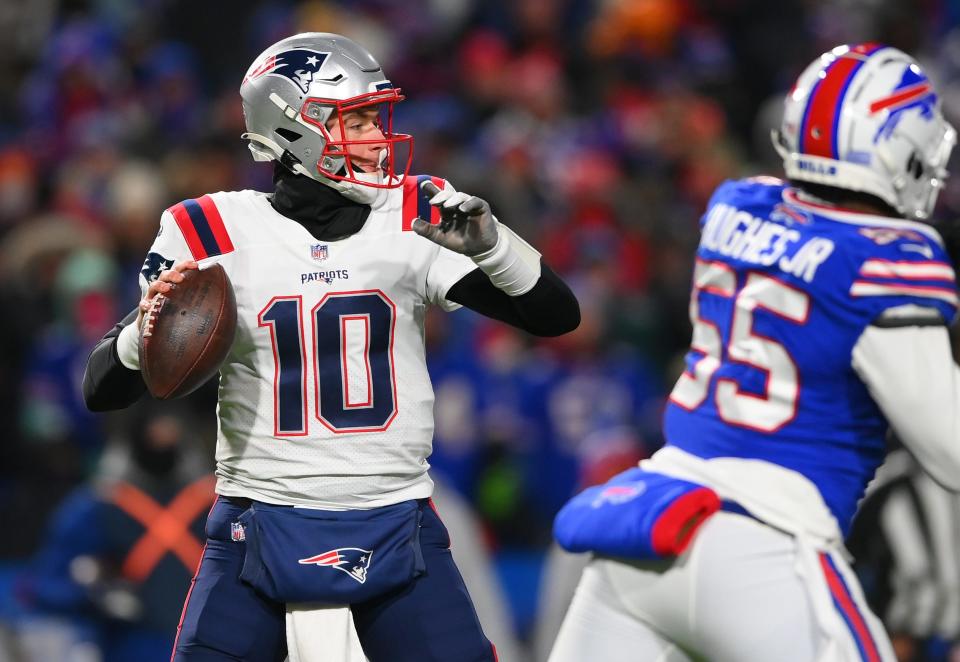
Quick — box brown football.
[138,264,237,399]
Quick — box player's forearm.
[82,308,148,412]
[446,262,580,336]
[852,320,960,491]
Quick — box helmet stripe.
[800,43,884,159]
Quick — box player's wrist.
[469,222,504,260]
[116,322,141,371]
[470,223,542,296]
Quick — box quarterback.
[83,33,579,661]
[550,44,960,661]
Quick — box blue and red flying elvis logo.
[870,66,937,143]
[772,203,812,226]
[591,483,646,508]
[299,547,373,584]
[245,49,330,94]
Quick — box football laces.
[141,294,166,338]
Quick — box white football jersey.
[139,176,477,508]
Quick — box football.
[139,264,237,399]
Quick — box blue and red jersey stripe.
[819,552,881,662]
[799,43,885,159]
[167,195,235,260]
[402,175,444,231]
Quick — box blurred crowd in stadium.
[2,0,960,660]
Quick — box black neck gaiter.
[269,164,371,241]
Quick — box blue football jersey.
[663,178,958,534]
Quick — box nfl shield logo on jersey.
[230,521,246,542]
[311,244,329,262]
[299,547,373,584]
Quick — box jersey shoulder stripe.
[847,220,957,319]
[849,280,958,306]
[859,259,955,282]
[167,195,235,260]
[401,175,444,231]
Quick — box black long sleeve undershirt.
[446,262,580,337]
[82,308,148,411]
[82,264,579,412]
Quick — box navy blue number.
[260,292,396,435]
[258,297,307,436]
[312,292,396,431]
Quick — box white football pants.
[548,511,895,662]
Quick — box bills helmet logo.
[871,67,937,143]
[245,49,330,94]
[591,482,646,508]
[299,547,373,584]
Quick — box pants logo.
[298,547,373,584]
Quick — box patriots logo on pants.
[299,547,373,584]
[245,49,329,94]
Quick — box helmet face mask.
[774,43,957,220]
[301,90,413,188]
[239,33,413,202]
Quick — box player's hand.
[411,181,499,256]
[136,260,199,329]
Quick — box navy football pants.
[172,497,497,662]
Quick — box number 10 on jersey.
[258,290,398,435]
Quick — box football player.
[83,33,579,662]
[549,44,960,662]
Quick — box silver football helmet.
[240,32,412,202]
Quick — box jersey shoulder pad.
[847,221,957,323]
[165,193,236,260]
[401,174,448,231]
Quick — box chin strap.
[241,130,364,196]
[241,131,316,178]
